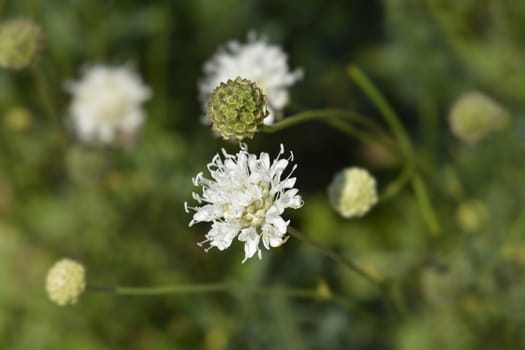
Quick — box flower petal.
[238,228,261,263]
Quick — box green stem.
[411,174,440,236]
[347,66,413,158]
[113,283,228,295]
[326,118,397,150]
[32,65,67,147]
[288,226,404,317]
[92,282,319,300]
[91,281,381,320]
[347,65,440,235]
[287,226,381,288]
[380,165,412,201]
[263,108,390,139]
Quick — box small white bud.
[328,167,378,218]
[45,258,86,306]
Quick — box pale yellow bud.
[455,200,487,233]
[0,19,44,70]
[328,167,378,218]
[449,91,509,143]
[45,258,86,306]
[3,106,32,131]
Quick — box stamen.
[197,239,210,247]
[285,164,298,179]
[192,172,203,186]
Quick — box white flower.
[328,167,378,218]
[65,64,151,144]
[199,32,303,125]
[46,258,86,306]
[448,91,509,144]
[185,144,303,263]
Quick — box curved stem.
[347,65,440,235]
[263,108,390,140]
[346,66,413,159]
[326,118,397,150]
[287,227,382,288]
[380,164,413,201]
[288,226,404,317]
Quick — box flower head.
[199,32,303,125]
[455,199,487,233]
[185,144,303,262]
[207,77,268,140]
[45,258,86,306]
[0,19,44,70]
[65,64,151,145]
[448,91,509,144]
[328,167,378,218]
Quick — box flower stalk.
[32,65,68,148]
[287,226,406,317]
[347,65,440,235]
[90,282,322,300]
[287,227,381,288]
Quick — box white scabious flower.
[185,144,303,263]
[65,64,151,145]
[448,91,509,144]
[199,32,303,125]
[46,258,86,306]
[328,167,378,218]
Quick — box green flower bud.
[46,258,86,306]
[455,199,487,233]
[448,91,509,144]
[3,106,32,131]
[0,19,44,70]
[207,77,268,140]
[316,280,332,301]
[328,167,378,218]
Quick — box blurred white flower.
[199,32,303,125]
[328,167,378,218]
[448,91,509,144]
[46,258,86,306]
[65,65,151,145]
[185,144,303,263]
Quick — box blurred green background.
[0,0,524,348]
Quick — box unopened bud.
[449,91,509,143]
[207,77,268,140]
[328,167,378,218]
[0,19,44,70]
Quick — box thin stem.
[32,65,68,147]
[287,227,382,288]
[263,108,390,139]
[114,283,229,295]
[288,226,404,318]
[91,282,319,300]
[347,66,413,159]
[90,281,381,320]
[411,174,440,236]
[326,118,397,150]
[380,164,413,201]
[347,65,440,235]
